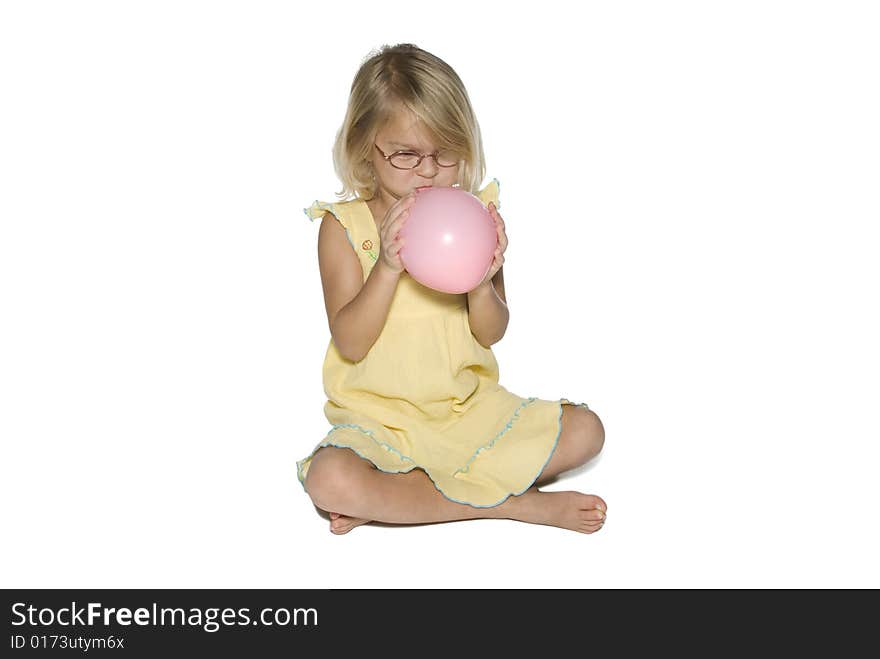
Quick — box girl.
[298,43,607,535]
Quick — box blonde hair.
[331,43,487,201]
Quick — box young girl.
[297,43,607,535]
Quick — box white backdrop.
[2,0,878,588]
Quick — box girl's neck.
[366,185,402,229]
[365,197,389,232]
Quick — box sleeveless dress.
[296,179,590,508]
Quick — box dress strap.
[475,178,501,210]
[303,199,361,252]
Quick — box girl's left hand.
[475,201,508,290]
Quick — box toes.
[579,524,604,534]
[329,515,371,535]
[582,508,606,523]
[579,504,606,533]
[330,520,352,535]
[580,519,605,533]
[576,494,607,514]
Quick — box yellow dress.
[296,179,590,507]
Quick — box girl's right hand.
[378,192,417,274]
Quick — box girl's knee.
[304,447,369,511]
[586,409,605,457]
[566,405,605,464]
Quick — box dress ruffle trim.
[475,177,501,210]
[453,397,537,476]
[303,200,356,250]
[303,200,340,222]
[296,397,589,509]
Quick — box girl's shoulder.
[303,197,363,225]
[304,197,370,257]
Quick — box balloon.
[399,187,497,294]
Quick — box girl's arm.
[319,212,401,362]
[467,268,509,348]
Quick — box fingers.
[382,193,417,226]
[488,203,507,252]
[385,198,415,240]
[381,205,410,264]
[381,197,416,240]
[488,203,505,229]
[384,212,409,245]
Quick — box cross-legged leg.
[304,405,607,535]
[534,404,606,486]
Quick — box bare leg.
[306,405,607,534]
[305,446,606,535]
[534,404,606,486]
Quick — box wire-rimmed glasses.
[374,143,460,170]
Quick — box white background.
[2,1,878,588]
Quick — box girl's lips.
[415,186,432,191]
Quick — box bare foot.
[329,512,371,535]
[512,487,607,534]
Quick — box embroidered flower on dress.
[362,239,377,262]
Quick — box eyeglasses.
[374,143,460,170]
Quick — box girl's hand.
[475,201,508,289]
[378,192,417,275]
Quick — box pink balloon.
[399,187,497,294]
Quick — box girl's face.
[370,108,460,206]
